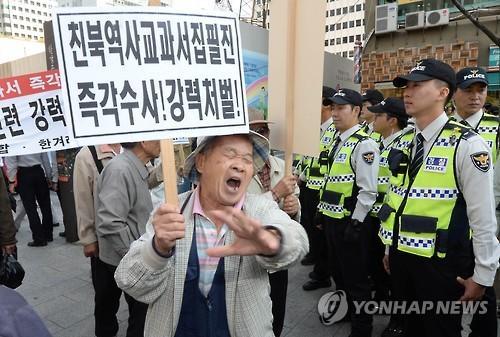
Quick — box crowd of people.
[0,58,499,337]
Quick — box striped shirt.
[192,187,245,297]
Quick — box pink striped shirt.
[192,187,245,297]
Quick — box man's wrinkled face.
[196,135,254,206]
[454,83,488,117]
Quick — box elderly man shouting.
[115,132,309,337]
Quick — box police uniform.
[318,89,379,337]
[364,98,414,306]
[301,118,337,289]
[452,66,499,337]
[380,60,500,337]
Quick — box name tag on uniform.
[424,157,448,173]
[335,153,347,163]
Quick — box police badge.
[471,152,490,172]
[362,152,375,165]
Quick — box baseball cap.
[328,88,363,107]
[456,67,488,89]
[368,97,408,120]
[393,58,456,92]
[362,89,384,105]
[322,86,336,99]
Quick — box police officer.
[301,86,338,290]
[369,98,413,337]
[379,59,500,337]
[361,89,385,141]
[452,66,499,337]
[318,88,379,337]
[369,98,412,297]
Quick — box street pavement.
[13,193,490,337]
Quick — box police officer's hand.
[205,208,281,257]
[8,182,15,194]
[152,203,186,255]
[457,277,486,301]
[83,242,99,258]
[271,175,297,199]
[283,194,299,216]
[314,211,323,230]
[382,254,390,274]
[344,218,362,243]
[1,244,16,255]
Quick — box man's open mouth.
[226,177,241,191]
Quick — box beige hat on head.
[248,107,274,125]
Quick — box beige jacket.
[74,145,164,246]
[74,145,118,245]
[115,192,308,337]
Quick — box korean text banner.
[0,70,74,156]
[52,7,248,146]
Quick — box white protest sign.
[52,7,248,146]
[0,70,75,156]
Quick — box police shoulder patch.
[471,151,490,172]
[362,152,375,165]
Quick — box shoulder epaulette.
[482,113,500,124]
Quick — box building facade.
[0,0,57,40]
[362,0,499,106]
[324,0,366,59]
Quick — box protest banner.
[0,69,74,156]
[52,7,248,145]
[52,7,248,203]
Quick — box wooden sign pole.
[283,0,297,173]
[160,139,179,206]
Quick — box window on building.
[330,9,334,16]
[42,3,46,7]
[21,33,25,37]
[326,11,328,17]
[336,23,341,29]
[356,19,361,26]
[349,35,354,42]
[330,24,334,30]
[356,34,361,41]
[343,36,347,43]
[20,25,25,29]
[325,25,329,32]
[12,6,16,9]
[349,20,354,28]
[363,19,365,25]
[349,50,354,58]
[39,27,43,31]
[336,8,341,15]
[15,33,19,36]
[349,5,354,12]
[330,38,335,45]
[342,51,347,58]
[37,10,41,14]
[13,15,17,19]
[336,37,341,44]
[356,4,362,11]
[342,7,347,14]
[325,40,328,46]
[342,22,347,29]
[14,24,18,28]
[26,26,31,30]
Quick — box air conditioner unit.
[426,8,449,27]
[375,3,398,35]
[405,11,424,30]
